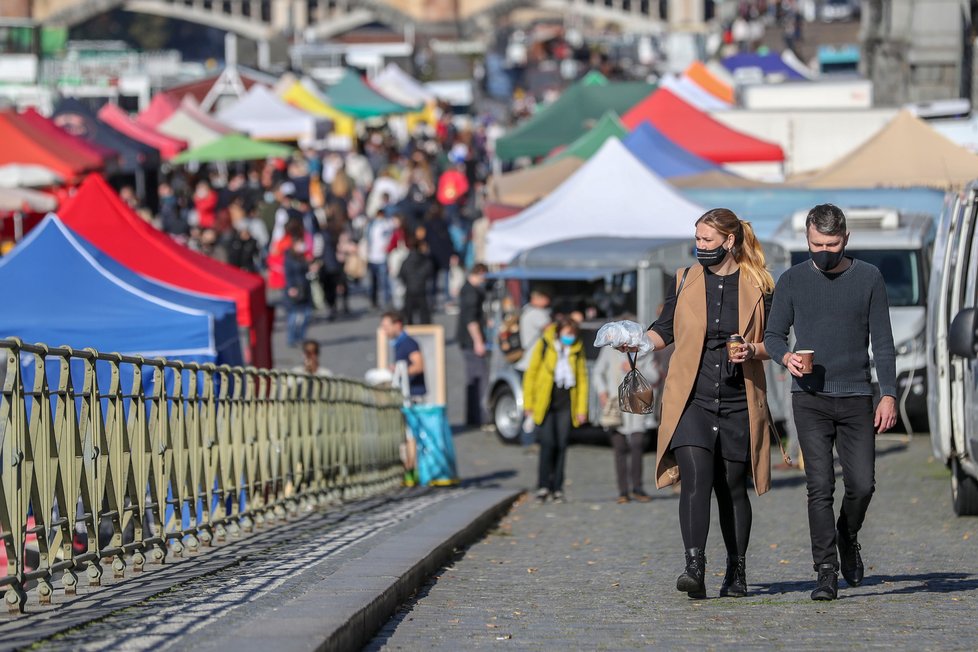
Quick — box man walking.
[457,263,489,428]
[765,204,898,601]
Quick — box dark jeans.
[462,349,488,427]
[792,392,876,569]
[537,402,572,492]
[403,290,431,324]
[610,432,645,496]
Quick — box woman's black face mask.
[695,244,728,267]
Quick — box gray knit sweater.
[764,258,897,398]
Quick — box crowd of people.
[143,114,495,347]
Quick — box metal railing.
[0,338,404,613]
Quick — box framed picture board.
[376,324,447,405]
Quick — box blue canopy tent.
[0,215,228,363]
[0,215,241,531]
[722,52,808,81]
[623,121,721,178]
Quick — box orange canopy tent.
[59,175,273,366]
[684,61,735,105]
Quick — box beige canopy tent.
[488,157,583,208]
[793,110,978,190]
[670,169,776,189]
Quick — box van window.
[789,249,924,307]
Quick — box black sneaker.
[837,516,864,587]
[811,563,838,601]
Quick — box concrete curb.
[218,487,523,652]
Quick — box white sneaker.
[551,491,565,503]
[535,488,549,502]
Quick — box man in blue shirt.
[381,311,427,400]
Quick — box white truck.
[772,208,934,432]
[927,184,978,516]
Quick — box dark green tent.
[494,78,653,160]
[327,69,419,119]
[546,111,628,162]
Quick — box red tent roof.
[136,93,181,128]
[0,111,105,183]
[59,175,272,367]
[622,89,785,163]
[98,103,187,160]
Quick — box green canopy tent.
[494,77,653,161]
[171,133,293,163]
[546,111,628,162]
[327,69,420,119]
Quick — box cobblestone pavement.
[368,434,978,650]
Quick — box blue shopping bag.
[402,403,458,486]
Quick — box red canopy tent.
[98,103,187,160]
[0,111,105,183]
[136,93,181,128]
[622,89,784,163]
[59,175,273,367]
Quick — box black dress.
[651,269,769,463]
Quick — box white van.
[926,186,978,516]
[773,208,934,431]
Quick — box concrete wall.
[862,0,971,105]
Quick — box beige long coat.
[653,266,774,496]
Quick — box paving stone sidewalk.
[368,435,978,650]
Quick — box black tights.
[674,445,752,557]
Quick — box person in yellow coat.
[523,317,589,503]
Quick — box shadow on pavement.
[754,572,978,597]
[460,469,518,487]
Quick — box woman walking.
[632,208,775,599]
[523,318,589,503]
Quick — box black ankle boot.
[837,514,864,587]
[676,548,707,599]
[719,555,748,597]
[811,563,838,601]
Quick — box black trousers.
[537,401,572,492]
[610,432,645,496]
[403,290,431,325]
[792,392,876,569]
[462,349,488,427]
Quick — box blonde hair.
[696,208,775,294]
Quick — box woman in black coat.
[398,235,434,324]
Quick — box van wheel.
[493,388,521,445]
[951,457,978,516]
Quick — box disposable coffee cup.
[796,350,814,374]
[726,334,745,357]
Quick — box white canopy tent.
[486,138,704,264]
[217,85,323,143]
[661,74,732,111]
[372,63,436,107]
[157,108,228,149]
